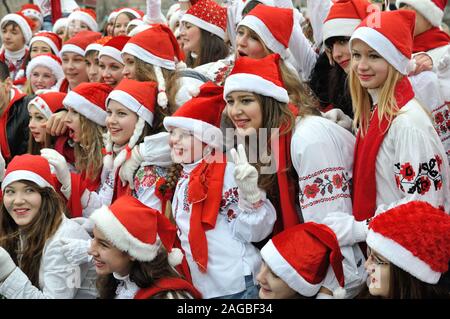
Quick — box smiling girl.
[28,32,61,59]
[24,53,64,94]
[98,36,130,87]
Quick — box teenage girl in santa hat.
[85,36,112,83]
[86,195,201,299]
[257,222,350,299]
[98,36,130,88]
[0,154,96,299]
[29,31,61,59]
[364,201,449,299]
[223,53,366,297]
[112,8,144,37]
[65,8,98,41]
[163,82,277,299]
[23,53,64,94]
[323,10,450,248]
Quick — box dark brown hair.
[186,28,229,68]
[0,181,66,286]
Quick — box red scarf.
[59,79,70,93]
[352,77,415,221]
[187,153,227,273]
[413,27,450,53]
[112,169,131,203]
[134,277,202,299]
[51,0,63,24]
[0,88,26,161]
[272,104,300,234]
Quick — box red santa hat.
[108,8,121,23]
[60,30,102,57]
[68,8,98,32]
[396,0,447,27]
[52,17,68,34]
[30,31,62,56]
[224,54,289,103]
[117,7,144,20]
[261,222,346,298]
[180,0,227,40]
[90,195,183,265]
[28,91,67,119]
[163,82,225,149]
[2,154,55,191]
[0,12,35,43]
[63,82,113,126]
[350,10,416,75]
[26,53,64,84]
[20,4,43,25]
[322,0,371,43]
[86,36,113,54]
[98,35,130,64]
[122,24,185,108]
[366,201,450,284]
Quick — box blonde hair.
[350,63,402,135]
[74,115,105,181]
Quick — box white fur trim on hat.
[238,15,288,59]
[63,91,107,126]
[99,45,124,64]
[163,116,223,149]
[68,11,98,32]
[30,36,60,55]
[26,55,64,82]
[396,0,444,27]
[60,44,85,57]
[181,14,225,40]
[108,11,119,23]
[117,8,142,19]
[52,18,68,33]
[85,43,102,54]
[350,26,411,75]
[1,14,33,43]
[366,229,441,284]
[261,240,321,297]
[107,90,154,125]
[122,42,176,70]
[2,170,54,191]
[127,24,152,37]
[224,73,289,103]
[90,205,160,262]
[322,18,362,43]
[28,96,53,119]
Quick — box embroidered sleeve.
[432,105,450,164]
[133,165,168,210]
[219,187,239,222]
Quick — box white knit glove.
[0,146,5,182]
[59,238,92,266]
[40,148,71,199]
[322,109,353,131]
[0,246,16,282]
[322,212,369,246]
[437,49,450,102]
[144,0,167,24]
[118,147,143,190]
[71,217,95,236]
[230,144,262,204]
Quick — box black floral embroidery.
[394,155,443,195]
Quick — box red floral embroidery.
[399,163,415,181]
[227,209,236,222]
[435,154,443,171]
[332,174,343,188]
[304,184,320,199]
[416,176,431,195]
[435,112,445,124]
[220,187,239,210]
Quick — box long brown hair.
[0,181,66,287]
[74,115,105,181]
[97,246,192,299]
[186,28,229,68]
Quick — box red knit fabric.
[134,277,202,299]
[413,27,450,53]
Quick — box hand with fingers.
[230,144,262,205]
[40,148,71,199]
[46,110,68,136]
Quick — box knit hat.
[163,82,225,149]
[60,30,102,57]
[52,17,68,34]
[117,7,144,20]
[30,31,62,56]
[103,79,158,171]
[122,24,185,108]
[0,12,35,44]
[90,195,183,265]
[396,0,447,27]
[28,91,67,119]
[20,4,43,25]
[180,0,227,40]
[366,201,450,284]
[350,10,416,75]
[2,154,55,191]
[98,35,130,64]
[261,222,346,298]
[67,8,98,32]
[85,36,113,54]
[26,53,64,84]
[322,0,372,43]
[63,82,113,126]
[224,54,289,103]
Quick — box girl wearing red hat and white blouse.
[163,82,277,299]
[98,36,130,88]
[0,154,96,299]
[23,53,64,94]
[324,10,450,248]
[223,53,366,298]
